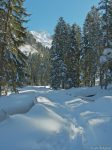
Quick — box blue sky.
[25,0,99,34]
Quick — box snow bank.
[0,85,112,150]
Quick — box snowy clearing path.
[0,86,112,150]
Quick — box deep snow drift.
[0,86,112,150]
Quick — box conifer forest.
[0,0,112,94]
[0,1,112,150]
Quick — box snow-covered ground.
[0,85,112,150]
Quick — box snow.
[100,55,107,64]
[103,48,112,56]
[30,31,52,48]
[19,44,38,56]
[100,48,112,64]
[0,85,112,150]
[19,31,52,56]
[36,96,57,107]
[88,118,109,126]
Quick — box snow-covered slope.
[19,44,38,56]
[19,31,52,56]
[0,86,112,150]
[30,31,52,49]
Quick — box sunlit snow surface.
[0,85,112,150]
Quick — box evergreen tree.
[0,0,29,94]
[98,0,112,88]
[82,6,101,86]
[50,17,68,89]
[99,0,112,47]
[66,24,81,88]
[28,49,50,86]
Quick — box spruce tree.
[28,49,50,86]
[66,24,81,88]
[50,17,68,89]
[98,0,112,88]
[82,6,101,86]
[0,0,29,94]
[99,0,112,47]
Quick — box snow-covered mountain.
[19,44,39,56]
[30,31,52,49]
[19,31,52,56]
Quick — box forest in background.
[0,0,112,95]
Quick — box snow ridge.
[19,31,52,56]
[30,31,52,48]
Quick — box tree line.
[0,0,112,95]
[50,0,112,89]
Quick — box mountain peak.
[30,31,52,48]
[19,30,52,56]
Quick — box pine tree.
[50,17,68,89]
[98,0,112,89]
[0,0,29,94]
[66,24,81,88]
[82,6,101,86]
[28,48,50,86]
[99,0,112,47]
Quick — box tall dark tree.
[98,0,112,88]
[99,0,112,47]
[82,6,102,86]
[0,0,29,94]
[50,17,68,89]
[66,24,81,88]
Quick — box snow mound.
[65,97,89,109]
[35,96,57,107]
[27,102,83,139]
[0,85,112,150]
[88,117,110,126]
